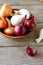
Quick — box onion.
[4,27,14,36]
[19,9,31,19]
[0,19,8,29]
[10,15,25,26]
[14,24,26,36]
[24,15,36,30]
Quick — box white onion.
[10,15,24,26]
[19,9,31,19]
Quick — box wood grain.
[0,0,43,65]
[0,47,43,65]
[0,0,43,5]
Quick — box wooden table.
[0,0,43,65]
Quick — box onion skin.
[10,15,25,26]
[26,46,38,56]
[14,24,26,36]
[0,3,13,18]
[19,9,31,19]
[0,19,8,29]
[4,27,14,36]
[24,15,36,31]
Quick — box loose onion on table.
[26,46,38,56]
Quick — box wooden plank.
[0,5,43,12]
[0,0,43,5]
[0,5,43,23]
[0,0,43,65]
[0,24,43,47]
[12,5,43,11]
[0,47,43,65]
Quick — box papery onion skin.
[14,24,26,36]
[4,27,15,36]
[24,15,36,31]
[0,19,8,29]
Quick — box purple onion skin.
[14,23,26,36]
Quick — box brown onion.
[0,19,8,29]
[4,27,14,36]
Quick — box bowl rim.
[0,31,32,39]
